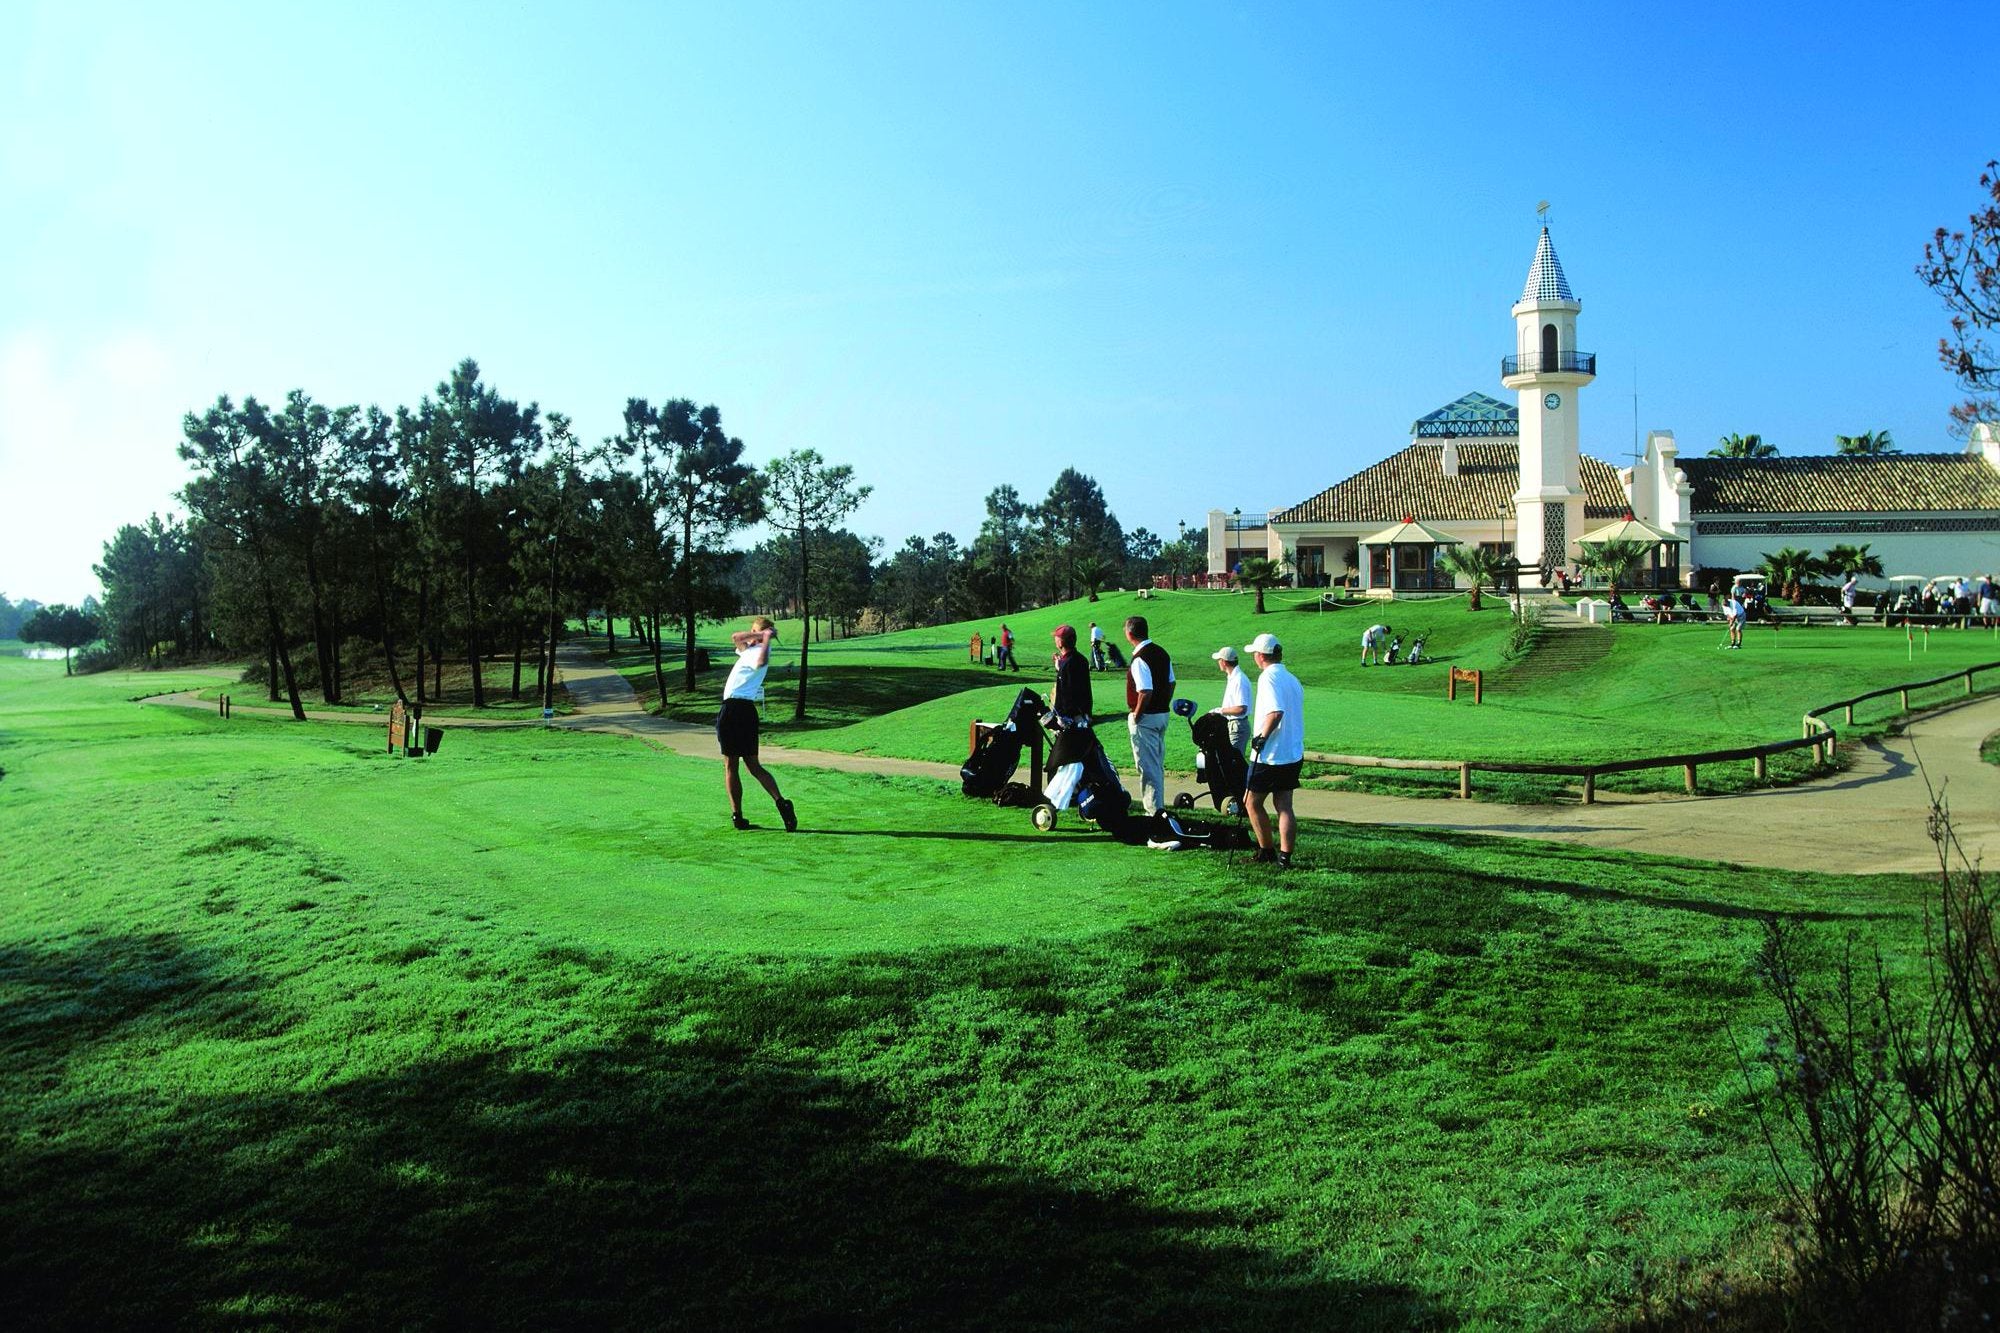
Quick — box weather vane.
[1536,200,1551,229]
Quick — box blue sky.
[3,0,1995,604]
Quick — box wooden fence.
[1305,659,2000,804]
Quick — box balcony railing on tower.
[1501,350,1596,376]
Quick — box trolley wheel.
[1224,797,1244,818]
[1173,791,1195,810]
[1030,803,1058,832]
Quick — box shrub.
[1502,600,1541,661]
[1747,796,2000,1325]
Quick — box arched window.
[1541,323,1559,370]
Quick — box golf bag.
[961,688,1047,799]
[1104,640,1127,670]
[1032,722,1131,833]
[1171,698,1247,816]
[1384,635,1403,665]
[1404,634,1427,666]
[1144,809,1252,852]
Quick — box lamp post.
[1231,508,1241,582]
[1175,519,1187,588]
[1499,503,1524,617]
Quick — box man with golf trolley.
[1241,631,1304,868]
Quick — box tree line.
[1707,429,1901,458]
[87,358,1198,719]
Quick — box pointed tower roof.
[1520,227,1574,303]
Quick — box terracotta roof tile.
[1680,454,2000,514]
[1271,442,1628,525]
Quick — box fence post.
[1900,687,1910,710]
[1582,773,1596,804]
[1753,753,1767,782]
[1683,763,1697,794]
[1845,703,1854,725]
[1458,763,1471,800]
[1968,671,1976,697]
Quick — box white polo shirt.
[1252,661,1306,765]
[723,644,769,702]
[1218,664,1253,715]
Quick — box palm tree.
[1577,539,1650,599]
[1236,555,1287,615]
[1437,544,1510,611]
[1709,432,1777,458]
[1073,555,1109,602]
[1760,546,1819,602]
[1819,543,1885,579]
[1834,429,1899,456]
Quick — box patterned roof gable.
[1410,391,1518,438]
[1271,442,1628,525]
[1680,454,2000,514]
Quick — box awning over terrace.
[1358,517,1467,593]
[1577,515,1682,545]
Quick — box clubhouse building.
[1211,228,2000,593]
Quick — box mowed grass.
[0,649,1939,1327]
[620,593,2000,796]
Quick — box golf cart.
[1884,574,1926,622]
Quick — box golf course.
[7,596,1997,1328]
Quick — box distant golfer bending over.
[1360,623,1391,667]
[717,617,797,832]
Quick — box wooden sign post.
[1447,667,1483,704]
[388,700,409,753]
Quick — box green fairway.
[619,593,2000,798]
[0,649,1941,1326]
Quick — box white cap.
[1211,646,1238,663]
[1243,632,1281,656]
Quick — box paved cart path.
[144,641,2000,877]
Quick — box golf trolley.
[1028,717,1131,834]
[1168,696,1246,817]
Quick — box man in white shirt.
[1361,623,1390,667]
[1209,645,1253,756]
[1243,631,1304,868]
[1123,615,1175,816]
[717,617,797,832]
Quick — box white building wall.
[1689,516,2000,588]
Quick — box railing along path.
[1307,659,2000,803]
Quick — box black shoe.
[778,798,798,832]
[1251,847,1276,864]
[1277,851,1292,870]
[732,813,751,831]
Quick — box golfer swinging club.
[717,617,798,832]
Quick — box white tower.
[1500,226,1594,585]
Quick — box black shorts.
[1246,759,1301,793]
[716,698,761,758]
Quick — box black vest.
[1124,642,1174,714]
